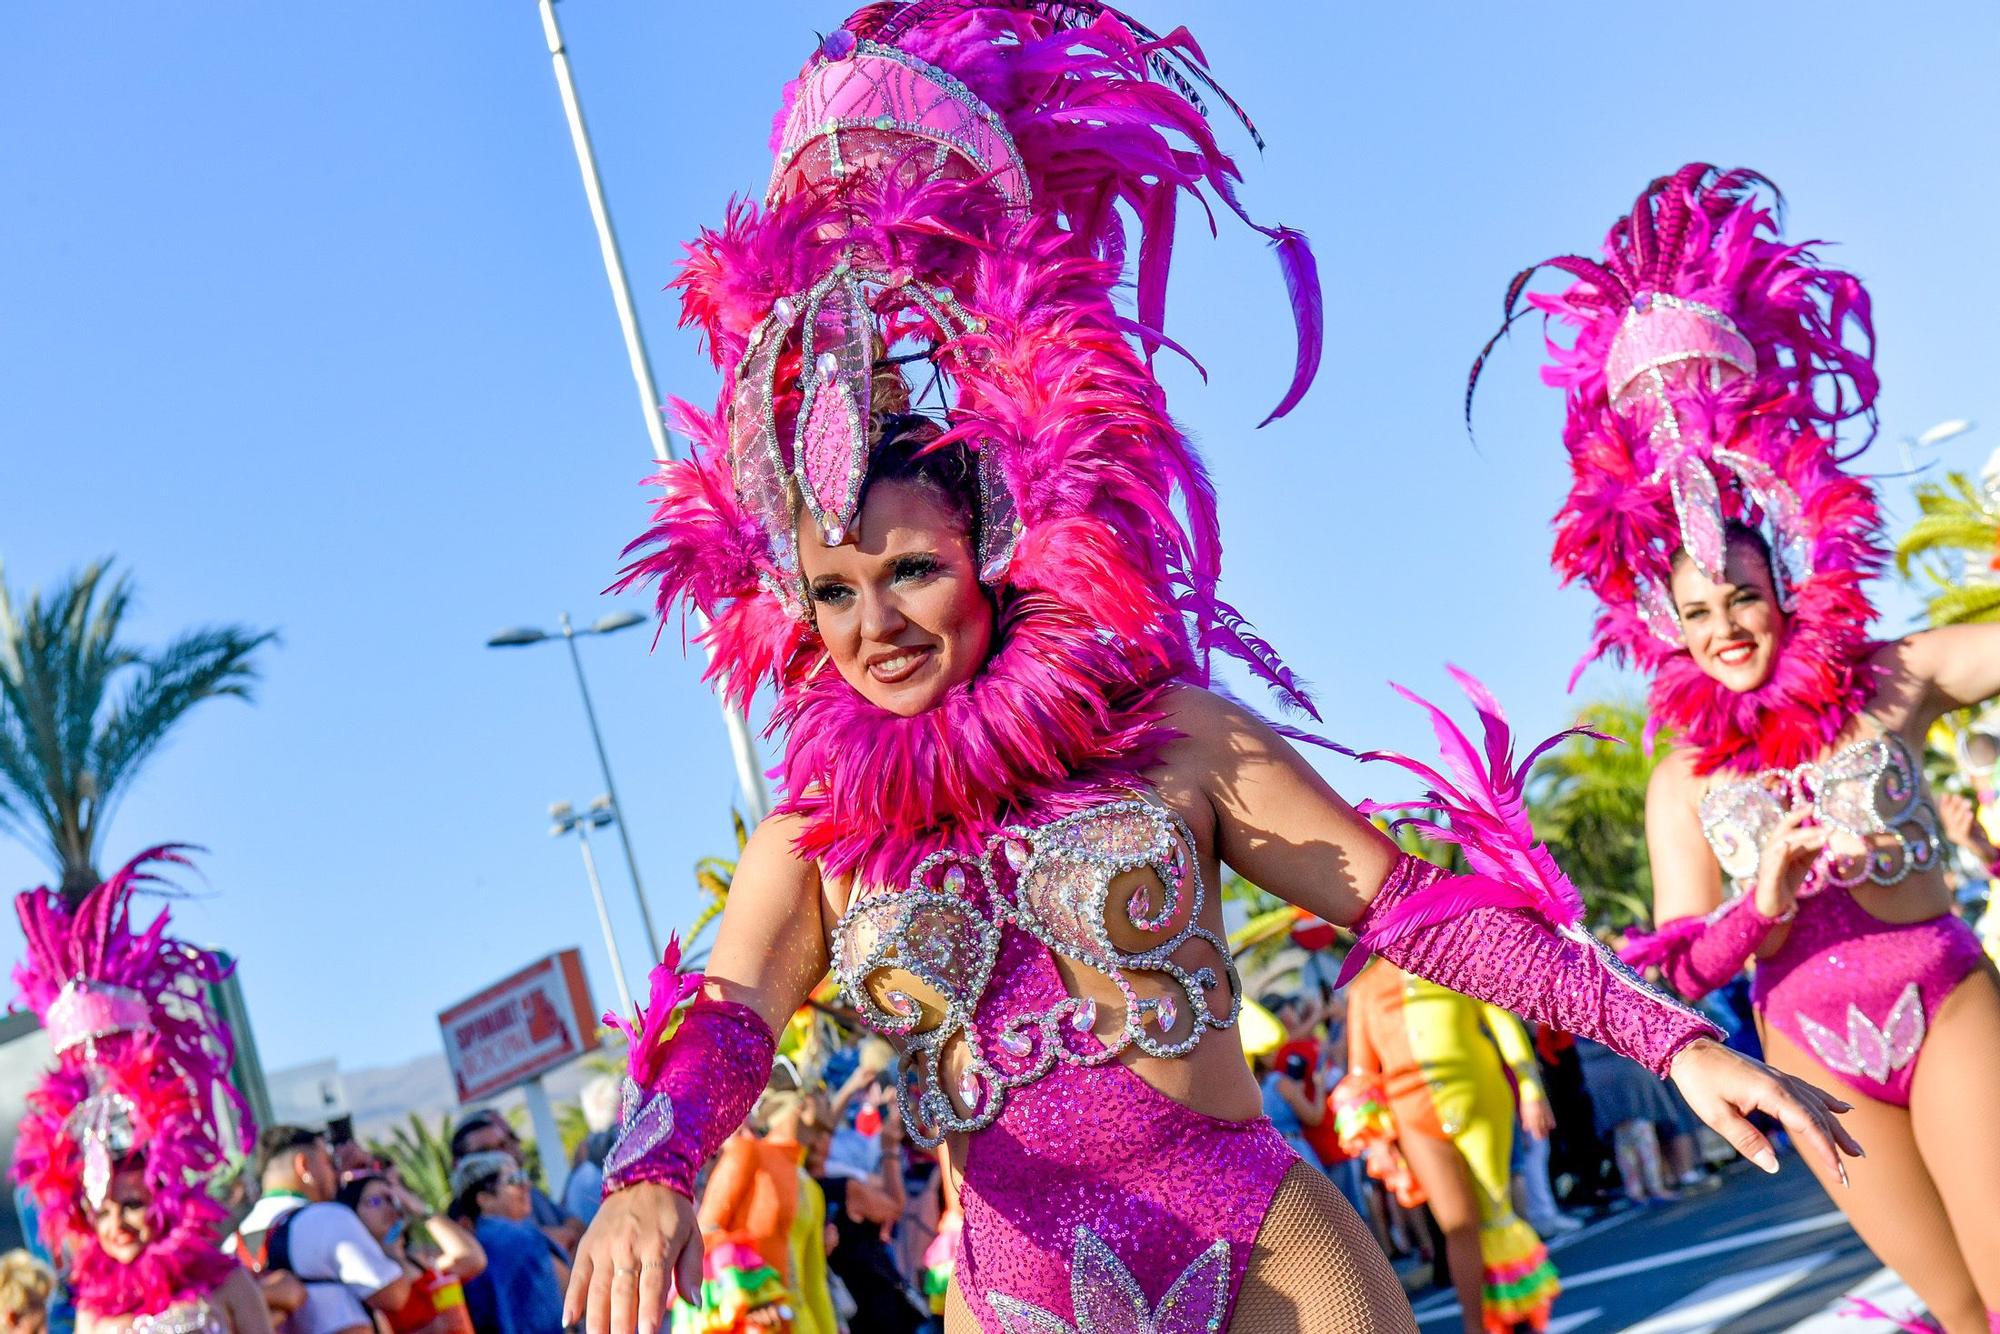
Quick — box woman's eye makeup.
[892,554,939,581]
[809,580,853,606]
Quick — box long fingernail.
[1836,1161,1849,1188]
[1753,1149,1779,1174]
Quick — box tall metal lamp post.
[550,796,634,1019]
[534,0,771,823]
[489,610,663,963]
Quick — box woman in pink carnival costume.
[1476,164,2000,1333]
[12,849,271,1334]
[573,14,1860,1333]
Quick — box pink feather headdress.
[621,1,1322,886]
[1471,165,1886,774]
[12,849,248,1317]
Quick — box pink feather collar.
[776,591,1175,890]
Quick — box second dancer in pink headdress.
[572,13,1862,1333]
[1479,164,2000,1333]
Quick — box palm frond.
[1926,580,2000,627]
[0,558,276,894]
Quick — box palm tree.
[682,810,750,967]
[370,1112,456,1211]
[1896,468,2000,626]
[1526,698,1660,930]
[0,560,276,901]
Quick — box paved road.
[1405,1159,1927,1333]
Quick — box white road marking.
[1615,1253,1835,1334]
[1783,1266,1924,1333]
[1410,1210,1852,1326]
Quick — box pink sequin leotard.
[830,798,1296,1332]
[1700,727,1986,1105]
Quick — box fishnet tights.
[942,1163,1416,1332]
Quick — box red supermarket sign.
[438,950,596,1104]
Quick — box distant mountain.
[271,1043,619,1142]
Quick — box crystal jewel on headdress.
[769,39,1031,209]
[728,264,984,568]
[1609,293,1815,623]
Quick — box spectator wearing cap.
[447,1154,565,1334]
[228,1127,412,1334]
[448,1114,583,1256]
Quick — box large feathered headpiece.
[12,849,247,1316]
[1472,165,1886,774]
[622,1,1321,883]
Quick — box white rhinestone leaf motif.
[988,1228,1231,1334]
[1796,982,1925,1085]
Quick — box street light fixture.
[551,795,634,1018]
[1900,418,1976,473]
[488,610,662,963]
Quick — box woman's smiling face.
[1669,532,1789,693]
[798,478,993,717]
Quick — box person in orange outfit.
[1347,959,1560,1334]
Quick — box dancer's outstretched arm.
[566,813,827,1334]
[1160,685,1861,1181]
[1903,622,2000,718]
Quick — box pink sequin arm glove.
[1620,894,1785,1001]
[600,945,776,1200]
[1360,855,1721,1079]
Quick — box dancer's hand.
[1939,791,2000,863]
[1754,806,1827,920]
[1668,1038,1863,1184]
[1520,1096,1557,1140]
[564,1182,703,1334]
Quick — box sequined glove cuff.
[1360,854,1721,1079]
[602,995,774,1199]
[1621,893,1784,1001]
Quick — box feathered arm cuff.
[601,939,775,1200]
[1355,856,1717,1080]
[1620,895,1785,1000]
[1338,668,1719,1079]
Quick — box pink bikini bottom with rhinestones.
[1753,884,1986,1106]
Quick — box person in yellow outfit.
[1347,959,1560,1334]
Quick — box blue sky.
[4,3,1996,1074]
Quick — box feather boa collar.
[1649,626,1880,777]
[776,591,1176,890]
[66,1225,236,1318]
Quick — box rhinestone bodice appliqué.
[829,799,1241,1149]
[1699,730,1941,893]
[128,1303,224,1334]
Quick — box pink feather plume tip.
[1616,915,1708,970]
[1337,666,1607,987]
[602,934,705,1088]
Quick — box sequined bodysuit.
[1699,727,1984,1104]
[830,797,1297,1332]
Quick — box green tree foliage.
[1896,471,2000,627]
[0,560,276,900]
[683,810,750,968]
[1527,698,1660,931]
[370,1112,456,1211]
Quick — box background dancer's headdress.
[1470,165,1885,773]
[12,849,247,1314]
[623,1,1321,882]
